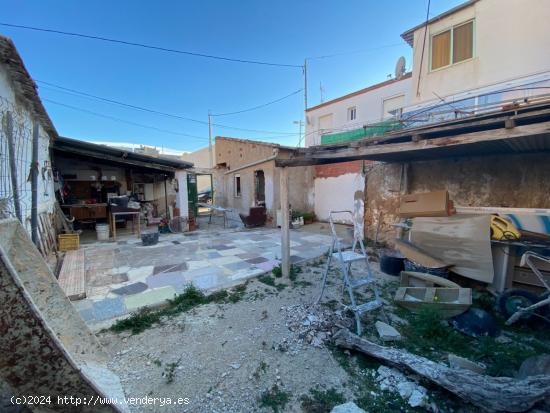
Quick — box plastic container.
[380,254,405,276]
[96,223,109,241]
[58,233,79,251]
[142,232,159,246]
[404,259,449,278]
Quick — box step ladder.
[316,210,381,335]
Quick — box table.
[109,211,141,241]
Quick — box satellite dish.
[395,56,406,79]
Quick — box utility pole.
[208,110,213,168]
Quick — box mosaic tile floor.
[72,227,333,325]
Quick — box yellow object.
[490,215,520,240]
[58,233,80,251]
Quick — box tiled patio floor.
[72,225,333,326]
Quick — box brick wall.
[315,161,363,178]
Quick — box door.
[254,170,265,206]
[187,173,198,218]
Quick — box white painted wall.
[408,0,550,107]
[314,173,365,224]
[0,66,55,234]
[305,77,412,147]
[175,170,189,218]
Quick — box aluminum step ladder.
[316,210,381,335]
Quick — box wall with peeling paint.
[364,152,550,242]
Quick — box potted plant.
[302,211,316,225]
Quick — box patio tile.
[236,252,259,260]
[146,272,186,289]
[290,255,304,263]
[206,251,222,259]
[187,260,211,270]
[78,308,96,322]
[223,261,251,271]
[209,255,243,266]
[127,266,154,281]
[245,256,269,264]
[111,282,149,296]
[211,244,234,250]
[153,263,188,275]
[192,274,221,290]
[218,248,247,256]
[124,286,176,311]
[93,297,126,321]
[254,259,280,272]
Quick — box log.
[333,329,550,412]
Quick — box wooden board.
[394,239,450,268]
[400,271,460,288]
[395,286,472,318]
[57,250,86,300]
[410,215,494,283]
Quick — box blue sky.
[1,0,463,152]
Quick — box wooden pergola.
[275,101,550,275]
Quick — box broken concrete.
[448,353,487,374]
[330,401,367,413]
[375,320,402,341]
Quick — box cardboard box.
[399,190,451,218]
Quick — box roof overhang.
[400,0,479,47]
[276,102,550,167]
[52,137,194,173]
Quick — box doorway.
[254,170,265,206]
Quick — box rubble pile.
[277,304,351,354]
[375,366,428,408]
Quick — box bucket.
[96,223,109,241]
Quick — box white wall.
[0,67,55,234]
[408,0,550,106]
[314,172,364,225]
[305,77,412,147]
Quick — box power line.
[0,22,303,68]
[211,88,303,116]
[36,80,300,135]
[43,98,209,141]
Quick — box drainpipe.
[5,111,22,222]
[31,123,39,245]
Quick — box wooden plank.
[394,239,450,268]
[410,215,495,283]
[57,250,86,300]
[400,271,460,288]
[280,167,290,277]
[275,120,550,166]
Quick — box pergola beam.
[279,167,290,277]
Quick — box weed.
[300,387,345,413]
[152,359,162,367]
[162,358,181,384]
[275,283,287,292]
[272,266,283,278]
[252,361,269,379]
[258,274,276,287]
[110,284,246,334]
[258,384,290,413]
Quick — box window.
[347,107,357,121]
[430,20,474,70]
[234,174,241,197]
[382,95,405,119]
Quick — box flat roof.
[306,73,412,113]
[215,136,296,151]
[53,136,194,172]
[400,0,479,46]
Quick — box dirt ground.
[99,257,550,413]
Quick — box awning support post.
[280,166,290,277]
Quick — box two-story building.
[304,73,412,224]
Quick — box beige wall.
[364,153,550,242]
[215,137,278,169]
[181,146,213,169]
[410,0,550,105]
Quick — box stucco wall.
[181,145,213,169]
[364,152,550,242]
[409,0,550,105]
[0,66,55,233]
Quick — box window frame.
[347,106,357,121]
[234,174,241,198]
[429,19,475,72]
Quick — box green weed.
[258,384,291,413]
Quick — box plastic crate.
[58,233,80,251]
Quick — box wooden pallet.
[57,250,86,300]
[395,286,472,318]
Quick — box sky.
[1,0,463,152]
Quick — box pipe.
[223,150,279,175]
[4,111,22,222]
[31,123,39,245]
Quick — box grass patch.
[300,387,345,413]
[110,283,247,334]
[258,384,291,413]
[258,274,276,287]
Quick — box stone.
[229,363,241,370]
[330,401,367,413]
[448,354,486,374]
[408,389,426,407]
[375,321,402,341]
[517,354,550,379]
[396,381,416,399]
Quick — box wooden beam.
[276,120,550,167]
[279,167,290,277]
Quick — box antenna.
[395,56,406,79]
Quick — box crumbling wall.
[364,152,550,242]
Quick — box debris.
[375,321,401,342]
[517,354,550,379]
[334,329,550,412]
[448,354,486,374]
[400,271,460,288]
[376,366,427,407]
[229,363,241,370]
[450,308,500,338]
[330,401,366,413]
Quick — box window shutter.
[453,21,473,63]
[431,30,451,70]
